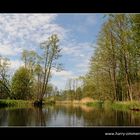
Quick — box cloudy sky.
[0,14,106,90]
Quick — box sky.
[0,13,106,90]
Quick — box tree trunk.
[124,54,133,101]
[34,99,43,107]
[110,32,117,101]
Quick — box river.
[0,104,140,126]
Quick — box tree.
[33,64,43,99]
[21,50,38,73]
[34,34,61,105]
[82,14,140,102]
[11,67,33,100]
[0,56,10,99]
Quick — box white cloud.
[0,44,22,56]
[0,14,96,90]
[76,63,89,69]
[61,41,95,69]
[50,78,67,90]
[61,41,95,78]
[0,14,67,54]
[0,14,57,31]
[62,46,76,54]
[9,60,24,71]
[50,69,78,90]
[62,42,91,57]
[50,75,78,90]
[76,60,90,73]
[51,69,75,78]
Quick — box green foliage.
[1,15,140,105]
[39,34,61,101]
[82,14,140,102]
[0,56,10,99]
[7,34,62,104]
[11,67,33,100]
[86,101,103,108]
[21,50,38,71]
[85,100,140,111]
[111,101,140,110]
[82,84,95,98]
[0,99,32,108]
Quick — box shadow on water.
[0,104,140,126]
[0,106,51,126]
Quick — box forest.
[0,14,140,107]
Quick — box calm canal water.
[0,104,140,126]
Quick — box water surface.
[0,104,140,126]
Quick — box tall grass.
[86,100,140,111]
[0,99,33,108]
[111,101,140,110]
[86,101,104,108]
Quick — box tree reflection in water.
[0,105,140,126]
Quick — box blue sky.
[0,14,106,90]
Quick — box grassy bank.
[0,99,33,108]
[86,100,140,111]
[111,101,140,110]
[44,99,55,105]
[56,97,95,104]
[86,101,104,108]
[0,99,55,108]
[55,97,140,111]
[1,98,140,111]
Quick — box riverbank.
[1,98,140,111]
[0,99,33,107]
[0,99,55,108]
[85,100,140,111]
[56,98,140,111]
[56,97,95,104]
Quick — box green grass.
[44,98,55,105]
[1,99,140,111]
[111,101,140,110]
[85,100,140,111]
[0,98,56,108]
[86,101,104,108]
[0,99,33,108]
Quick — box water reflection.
[0,104,140,126]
